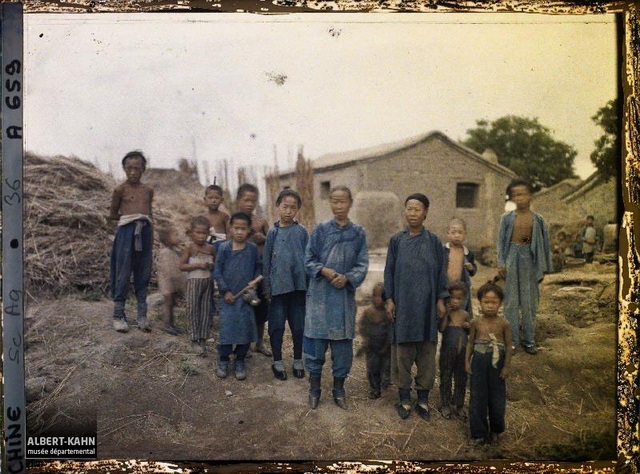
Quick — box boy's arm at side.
[465,320,477,374]
[501,319,512,379]
[438,311,449,333]
[109,186,123,221]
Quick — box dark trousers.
[366,349,390,391]
[469,349,506,439]
[110,220,152,320]
[268,291,305,361]
[218,343,250,362]
[439,326,468,409]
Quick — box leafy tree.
[462,115,578,192]
[590,98,620,181]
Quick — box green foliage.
[590,98,620,181]
[535,429,616,461]
[462,115,578,192]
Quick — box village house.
[268,131,518,254]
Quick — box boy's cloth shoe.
[292,359,305,378]
[272,363,287,381]
[395,402,411,419]
[524,345,538,355]
[415,403,430,420]
[332,377,347,409]
[216,362,229,379]
[113,319,129,333]
[368,389,381,400]
[489,432,501,445]
[470,437,485,447]
[234,360,247,380]
[309,393,320,409]
[137,318,151,332]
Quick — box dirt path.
[24,262,616,461]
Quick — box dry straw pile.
[24,153,115,297]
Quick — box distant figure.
[263,189,309,381]
[214,212,262,380]
[304,185,369,410]
[444,217,477,318]
[438,281,471,420]
[384,193,448,421]
[358,282,391,400]
[465,282,512,446]
[580,215,599,264]
[572,232,583,259]
[497,179,551,356]
[551,230,571,273]
[156,225,187,335]
[202,184,229,244]
[179,216,215,356]
[109,151,154,333]
[235,183,272,357]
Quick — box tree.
[590,98,620,181]
[462,115,578,192]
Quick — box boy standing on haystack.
[109,151,154,333]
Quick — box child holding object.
[497,179,551,355]
[465,282,512,446]
[156,225,187,335]
[235,183,272,357]
[109,151,154,333]
[438,281,471,420]
[263,189,309,381]
[304,185,369,410]
[358,282,391,400]
[214,212,262,380]
[179,216,215,356]
[202,184,229,244]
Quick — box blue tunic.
[384,228,449,344]
[263,221,309,296]
[214,241,261,345]
[304,219,369,340]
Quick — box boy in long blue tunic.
[214,212,261,380]
[263,189,309,380]
[384,193,449,420]
[304,186,368,410]
[497,179,551,356]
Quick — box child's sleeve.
[214,246,230,295]
[262,228,274,294]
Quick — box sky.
[24,12,618,197]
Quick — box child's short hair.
[506,179,532,199]
[587,215,595,220]
[190,215,211,230]
[276,189,302,207]
[448,217,466,231]
[121,150,147,169]
[230,211,252,227]
[477,281,504,302]
[205,184,224,196]
[405,193,430,210]
[329,185,353,202]
[448,280,468,296]
[237,183,259,199]
[157,225,176,246]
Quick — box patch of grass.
[535,429,616,461]
[180,358,199,376]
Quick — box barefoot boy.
[438,280,471,420]
[465,282,511,446]
[497,179,551,355]
[156,224,187,335]
[109,151,154,333]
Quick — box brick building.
[269,131,518,253]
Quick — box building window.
[320,181,331,199]
[456,183,479,208]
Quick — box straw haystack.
[24,153,115,297]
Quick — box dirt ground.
[24,261,616,462]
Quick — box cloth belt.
[473,333,504,368]
[118,214,152,252]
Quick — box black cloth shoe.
[332,377,347,409]
[293,367,305,379]
[271,364,287,381]
[524,345,538,355]
[395,402,411,419]
[415,403,430,420]
[309,376,321,409]
[368,389,381,400]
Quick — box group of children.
[109,151,550,446]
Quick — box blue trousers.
[439,326,468,409]
[303,336,353,379]
[110,220,152,321]
[268,291,305,361]
[218,343,250,362]
[504,243,539,347]
[469,349,506,439]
